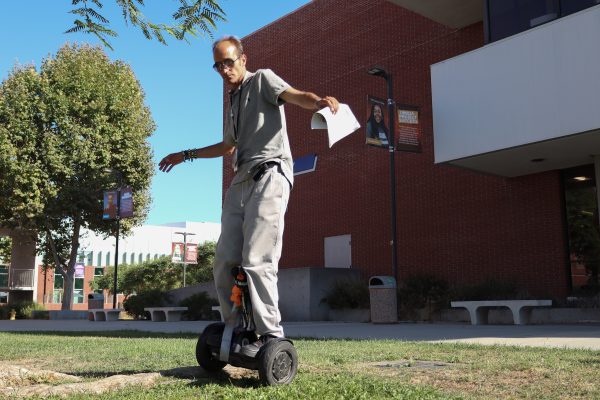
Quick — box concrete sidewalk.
[1,319,599,350]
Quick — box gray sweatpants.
[213,164,290,337]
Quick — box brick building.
[221,0,600,299]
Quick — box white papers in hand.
[311,103,360,147]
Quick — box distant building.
[0,221,220,309]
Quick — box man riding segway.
[159,35,339,385]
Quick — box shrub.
[323,278,370,310]
[123,289,171,320]
[398,274,449,320]
[0,301,47,319]
[452,279,521,301]
[179,292,219,320]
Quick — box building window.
[293,154,318,176]
[561,0,600,16]
[154,254,159,260]
[146,253,151,261]
[86,251,93,266]
[563,164,599,290]
[53,273,64,304]
[130,253,135,264]
[97,251,102,267]
[106,251,111,266]
[0,292,7,303]
[73,277,84,304]
[94,267,104,276]
[486,0,599,43]
[0,266,8,288]
[138,253,143,264]
[122,252,127,264]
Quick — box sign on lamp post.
[173,232,196,287]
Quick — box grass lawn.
[0,331,598,399]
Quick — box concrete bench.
[144,307,188,322]
[88,308,123,321]
[451,300,552,325]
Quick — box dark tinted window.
[488,0,561,42]
[561,0,600,16]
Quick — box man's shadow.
[161,365,261,388]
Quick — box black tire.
[196,322,227,371]
[258,340,298,386]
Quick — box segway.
[196,266,298,385]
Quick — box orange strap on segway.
[230,270,247,307]
[230,285,243,306]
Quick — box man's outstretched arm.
[280,87,339,114]
[159,141,235,173]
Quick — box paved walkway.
[1,320,599,350]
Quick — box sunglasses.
[213,55,241,72]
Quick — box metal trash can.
[88,293,104,309]
[369,276,398,323]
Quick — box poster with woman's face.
[366,96,389,148]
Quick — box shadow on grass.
[0,330,199,339]
[65,365,262,389]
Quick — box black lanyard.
[229,83,245,142]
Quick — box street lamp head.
[368,66,389,79]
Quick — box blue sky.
[0,0,309,225]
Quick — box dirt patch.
[0,364,256,398]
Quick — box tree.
[0,43,155,309]
[189,240,216,283]
[65,0,226,50]
[93,242,217,295]
[0,237,11,264]
[93,257,180,296]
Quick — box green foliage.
[452,278,521,301]
[323,278,370,310]
[65,0,227,50]
[0,301,47,319]
[398,274,450,315]
[123,289,171,320]
[0,44,155,310]
[93,242,217,297]
[188,241,216,284]
[0,236,11,264]
[178,291,219,320]
[94,256,181,296]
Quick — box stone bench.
[450,300,552,325]
[144,307,188,322]
[88,309,123,321]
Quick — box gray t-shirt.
[224,69,294,187]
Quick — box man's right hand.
[159,152,184,173]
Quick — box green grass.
[0,331,598,399]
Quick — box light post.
[174,231,196,287]
[105,169,123,309]
[368,66,398,280]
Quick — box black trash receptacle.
[369,276,398,323]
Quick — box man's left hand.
[316,96,340,114]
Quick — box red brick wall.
[222,0,570,298]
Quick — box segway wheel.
[258,340,298,386]
[196,322,227,371]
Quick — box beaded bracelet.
[182,149,195,162]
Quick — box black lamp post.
[106,169,123,309]
[368,66,398,280]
